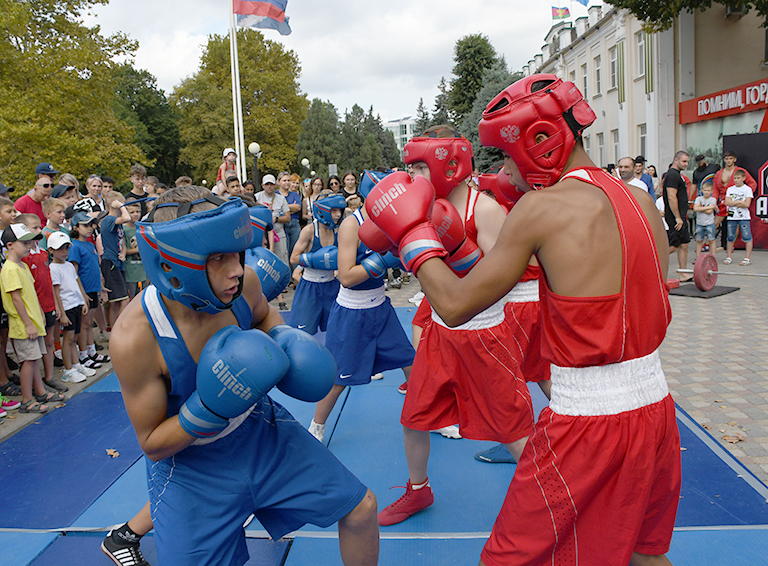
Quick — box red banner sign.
[679,78,768,124]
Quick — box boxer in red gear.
[376,126,536,528]
[389,76,681,565]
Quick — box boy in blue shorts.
[693,175,717,260]
[109,186,378,566]
[289,190,346,335]
[100,191,131,326]
[308,181,415,442]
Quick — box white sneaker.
[431,425,462,439]
[74,363,96,377]
[62,368,87,383]
[371,373,384,380]
[308,419,325,442]
[408,291,424,304]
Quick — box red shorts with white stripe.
[504,301,550,383]
[401,316,534,444]
[481,394,681,565]
[411,295,431,329]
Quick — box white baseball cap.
[262,174,276,185]
[223,148,237,158]
[47,231,72,250]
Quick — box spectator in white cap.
[217,147,238,186]
[255,173,291,309]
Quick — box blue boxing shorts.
[147,396,368,566]
[325,287,415,386]
[289,275,340,335]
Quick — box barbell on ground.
[677,254,768,291]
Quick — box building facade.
[385,116,417,158]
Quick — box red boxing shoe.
[378,479,434,526]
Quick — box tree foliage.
[171,28,309,184]
[431,77,455,128]
[458,58,521,172]
[448,34,498,124]
[294,98,342,178]
[112,64,182,183]
[604,0,768,31]
[414,98,431,136]
[0,0,147,188]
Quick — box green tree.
[431,77,454,128]
[0,0,147,187]
[448,34,498,124]
[112,64,182,184]
[604,0,768,31]
[338,104,368,174]
[171,28,308,184]
[414,98,431,136]
[458,58,521,172]
[294,98,342,179]
[363,107,402,169]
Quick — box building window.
[583,135,590,157]
[400,124,407,136]
[639,124,647,158]
[597,133,604,167]
[636,31,645,77]
[581,63,588,99]
[612,130,619,163]
[570,70,576,84]
[609,47,617,89]
[594,56,602,95]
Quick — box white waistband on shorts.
[192,404,255,446]
[302,267,336,283]
[336,285,386,309]
[549,349,669,416]
[431,298,506,330]
[504,280,539,303]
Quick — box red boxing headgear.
[403,131,474,198]
[478,74,596,189]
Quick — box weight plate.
[693,254,718,291]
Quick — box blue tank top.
[350,209,385,291]
[141,285,253,417]
[309,219,339,253]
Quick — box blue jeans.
[284,219,301,269]
[726,219,752,242]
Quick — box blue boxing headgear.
[248,205,273,248]
[358,169,393,199]
[137,195,253,314]
[312,194,347,228]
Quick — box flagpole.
[233,29,247,182]
[229,0,245,181]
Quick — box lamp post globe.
[248,142,261,185]
[301,157,309,168]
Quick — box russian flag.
[234,0,291,36]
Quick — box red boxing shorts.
[411,295,431,329]
[504,300,549,383]
[481,394,681,566]
[402,301,534,444]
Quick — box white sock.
[87,344,96,356]
[411,478,429,490]
[79,350,88,361]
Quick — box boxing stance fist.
[365,171,447,274]
[359,219,394,254]
[268,325,336,402]
[245,247,291,302]
[432,199,483,276]
[361,251,403,280]
[248,205,273,248]
[179,326,290,438]
[299,246,338,271]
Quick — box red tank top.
[539,167,671,367]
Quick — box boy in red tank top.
[366,75,680,566]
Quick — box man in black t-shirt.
[663,151,692,281]
[692,154,720,194]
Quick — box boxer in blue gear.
[110,186,379,566]
[289,191,345,335]
[308,203,415,442]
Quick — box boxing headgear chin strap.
[313,194,348,229]
[402,133,474,198]
[137,196,253,315]
[478,74,596,189]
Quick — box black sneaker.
[44,379,69,392]
[6,355,18,371]
[54,356,64,367]
[95,343,104,351]
[101,531,150,566]
[278,302,288,311]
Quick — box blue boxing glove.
[267,325,336,402]
[299,245,338,270]
[245,247,291,301]
[179,326,290,438]
[248,205,273,248]
[360,251,403,279]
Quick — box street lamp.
[248,142,262,184]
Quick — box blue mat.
[2,532,58,566]
[0,392,142,529]
[83,372,121,392]
[28,533,289,566]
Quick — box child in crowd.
[17,214,67,392]
[0,197,22,399]
[41,197,68,251]
[100,191,131,325]
[101,176,115,193]
[123,200,147,298]
[724,169,754,266]
[68,212,106,371]
[127,164,148,217]
[48,233,92,384]
[0,223,65,413]
[693,175,717,259]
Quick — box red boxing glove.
[359,218,394,253]
[365,172,447,274]
[432,199,482,277]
